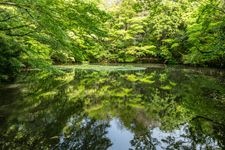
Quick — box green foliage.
[1,66,225,148]
[0,0,109,81]
[0,33,23,81]
[1,0,225,81]
[100,0,225,66]
[184,0,225,66]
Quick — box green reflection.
[0,66,225,149]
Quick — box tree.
[0,0,108,81]
[184,0,225,67]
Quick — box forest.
[0,0,225,81]
[1,1,225,149]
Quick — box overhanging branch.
[6,30,35,36]
[0,2,28,8]
[0,15,16,22]
[0,24,31,31]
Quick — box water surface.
[0,64,225,150]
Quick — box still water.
[0,64,225,150]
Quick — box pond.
[0,64,225,150]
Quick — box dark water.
[0,65,225,150]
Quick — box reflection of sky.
[106,119,220,150]
[106,118,134,150]
[151,124,220,150]
[151,124,190,149]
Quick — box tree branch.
[6,30,35,37]
[0,2,27,8]
[192,115,224,126]
[0,15,16,22]
[0,9,5,13]
[6,26,40,37]
[0,24,31,31]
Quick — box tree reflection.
[0,71,111,149]
[58,116,111,150]
[0,66,225,149]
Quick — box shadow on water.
[0,64,225,149]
